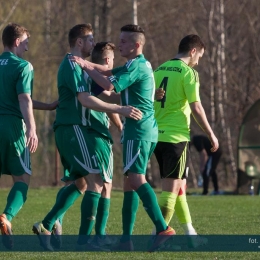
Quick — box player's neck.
[174,54,190,65]
[3,47,17,56]
[70,48,83,59]
[126,50,142,61]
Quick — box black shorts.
[154,141,190,179]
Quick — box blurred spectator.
[192,135,222,195]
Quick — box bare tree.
[104,0,112,40]
[93,0,100,40]
[0,0,21,31]
[132,0,138,24]
[41,0,52,182]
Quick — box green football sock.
[121,191,139,242]
[78,191,101,245]
[158,191,177,225]
[136,183,167,234]
[4,182,28,222]
[55,186,67,225]
[175,194,192,224]
[95,197,110,235]
[42,183,82,231]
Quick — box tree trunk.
[93,0,100,41]
[218,0,237,183]
[42,0,52,183]
[132,0,138,24]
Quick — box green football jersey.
[0,52,34,118]
[109,54,158,142]
[154,59,201,143]
[54,53,91,129]
[85,81,112,142]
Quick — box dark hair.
[121,24,145,35]
[68,23,93,47]
[178,34,205,54]
[2,23,30,48]
[91,42,115,63]
[120,24,145,45]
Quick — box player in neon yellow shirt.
[154,34,219,248]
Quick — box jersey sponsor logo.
[146,61,152,68]
[0,59,8,65]
[154,66,182,73]
[159,130,165,134]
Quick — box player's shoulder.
[186,66,199,82]
[125,54,151,70]
[124,56,139,70]
[60,53,81,73]
[18,58,33,72]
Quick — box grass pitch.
[0,187,259,259]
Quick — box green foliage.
[0,188,260,258]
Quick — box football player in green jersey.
[0,22,37,251]
[153,34,219,248]
[52,42,123,250]
[70,24,175,252]
[32,24,141,251]
[88,42,122,248]
[0,23,58,250]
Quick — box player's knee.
[84,174,103,193]
[12,173,30,185]
[101,182,112,197]
[127,172,146,190]
[74,178,87,193]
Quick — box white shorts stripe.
[73,125,92,168]
[19,151,31,175]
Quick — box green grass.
[0,187,260,259]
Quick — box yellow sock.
[175,194,192,224]
[158,191,177,225]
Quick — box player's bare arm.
[77,92,142,120]
[18,93,38,153]
[107,112,123,132]
[76,59,114,91]
[190,101,219,152]
[70,55,112,76]
[98,91,121,104]
[33,100,59,110]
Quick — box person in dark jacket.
[192,135,222,195]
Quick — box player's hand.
[26,128,38,153]
[69,55,88,69]
[155,88,165,100]
[209,133,219,152]
[119,106,142,120]
[48,100,59,110]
